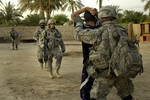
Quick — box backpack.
[109,27,143,78]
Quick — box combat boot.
[54,69,61,78]
[90,99,96,100]
[49,72,54,79]
[40,63,44,69]
[16,45,18,50]
[122,95,134,100]
[44,62,48,70]
[12,46,14,50]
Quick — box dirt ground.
[0,41,150,100]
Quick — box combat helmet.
[39,19,46,25]
[47,19,56,25]
[98,5,117,20]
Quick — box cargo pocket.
[90,52,108,69]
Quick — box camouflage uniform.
[74,6,134,100]
[47,19,65,78]
[9,28,19,50]
[33,19,48,69]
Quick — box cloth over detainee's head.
[84,11,97,22]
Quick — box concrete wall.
[133,23,150,42]
[133,24,141,40]
[0,24,145,42]
[0,25,75,42]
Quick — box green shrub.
[53,14,69,25]
[21,14,42,26]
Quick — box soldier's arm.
[55,29,65,52]
[16,31,20,38]
[9,31,14,39]
[74,22,103,44]
[9,32,12,37]
[33,29,40,41]
[59,38,65,52]
[71,7,94,20]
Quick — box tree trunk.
[46,6,52,20]
[39,9,45,19]
[39,0,45,19]
[46,9,49,20]
[99,0,102,10]
[72,5,74,13]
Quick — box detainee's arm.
[74,22,103,45]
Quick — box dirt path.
[0,42,150,100]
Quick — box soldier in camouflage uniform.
[33,19,48,69]
[46,19,65,79]
[74,6,134,100]
[9,27,19,50]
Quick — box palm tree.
[97,0,103,10]
[18,0,63,19]
[62,0,84,13]
[45,0,63,19]
[18,0,45,19]
[0,1,23,26]
[122,10,146,23]
[141,0,150,12]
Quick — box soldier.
[71,7,100,100]
[33,19,48,69]
[9,27,19,50]
[46,19,65,79]
[74,6,134,100]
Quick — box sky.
[1,0,148,18]
[83,0,146,12]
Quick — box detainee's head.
[84,11,97,22]
[98,5,117,23]
[39,19,46,29]
[90,8,98,17]
[47,19,56,29]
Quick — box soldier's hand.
[84,59,91,66]
[86,66,98,78]
[89,8,98,16]
[84,7,93,11]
